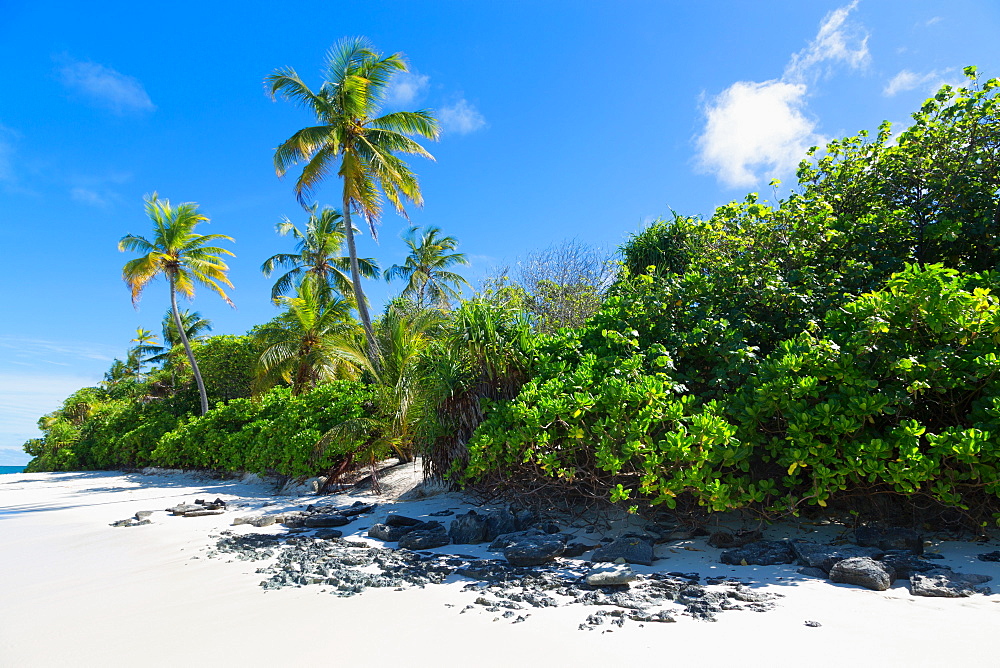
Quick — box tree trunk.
[341,197,379,366]
[170,277,209,415]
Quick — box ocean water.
[0,466,25,475]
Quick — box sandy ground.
[2,466,999,668]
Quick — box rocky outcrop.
[909,570,993,597]
[585,565,638,586]
[828,557,896,591]
[720,540,795,566]
[503,535,566,566]
[790,541,884,572]
[592,536,655,566]
[853,527,923,554]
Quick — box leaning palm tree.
[260,204,379,304]
[254,277,362,395]
[267,36,439,356]
[384,225,471,309]
[118,193,234,415]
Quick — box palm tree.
[146,309,213,368]
[118,193,234,415]
[260,204,379,304]
[254,277,362,395]
[128,327,160,379]
[384,225,471,309]
[267,36,439,356]
[317,304,442,466]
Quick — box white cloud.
[883,68,957,96]
[784,0,870,83]
[438,99,486,135]
[698,81,824,188]
[697,2,866,188]
[58,58,155,114]
[385,71,430,107]
[925,16,942,26]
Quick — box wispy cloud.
[385,71,430,107]
[925,16,943,26]
[696,2,868,188]
[70,187,110,207]
[784,0,870,83]
[438,99,487,135]
[883,68,957,96]
[57,57,156,114]
[0,337,117,366]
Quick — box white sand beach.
[2,467,998,668]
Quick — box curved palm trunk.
[341,197,379,366]
[170,276,210,415]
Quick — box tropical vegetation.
[22,61,1000,528]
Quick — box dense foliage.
[460,72,1000,524]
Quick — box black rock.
[314,529,343,539]
[804,621,822,628]
[368,523,415,542]
[853,526,923,554]
[503,535,566,567]
[977,551,1000,562]
[484,509,518,541]
[910,570,993,597]
[428,509,454,517]
[398,528,451,550]
[829,557,896,591]
[878,551,938,578]
[720,540,795,566]
[488,530,545,551]
[340,503,375,517]
[303,514,350,528]
[790,541,884,572]
[449,511,489,544]
[536,522,562,535]
[385,514,422,527]
[512,509,537,531]
[592,536,655,566]
[563,542,597,558]
[134,511,153,520]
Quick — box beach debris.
[592,536,655,566]
[110,517,152,527]
[909,570,993,598]
[852,526,923,554]
[720,540,795,566]
[804,620,822,627]
[828,557,896,591]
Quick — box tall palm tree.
[254,277,362,395]
[267,36,439,356]
[118,193,234,415]
[260,204,379,304]
[384,225,471,309]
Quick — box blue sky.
[1,0,998,464]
